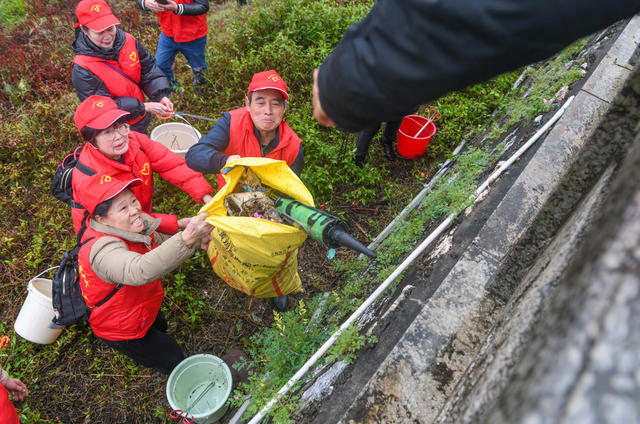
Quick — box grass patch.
[0,0,26,27]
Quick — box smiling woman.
[69,94,214,234]
[71,0,174,133]
[81,24,117,49]
[93,188,144,233]
[92,123,131,159]
[77,177,213,375]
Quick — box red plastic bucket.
[397,115,437,159]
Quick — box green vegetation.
[234,144,495,420]
[0,0,592,422]
[0,0,26,27]
[487,38,588,139]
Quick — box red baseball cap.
[74,0,120,32]
[247,70,289,101]
[83,176,142,216]
[74,95,129,132]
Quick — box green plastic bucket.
[166,354,232,424]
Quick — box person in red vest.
[72,0,173,134]
[77,176,212,374]
[70,95,214,234]
[0,365,28,424]
[136,0,209,91]
[185,70,304,189]
[185,70,303,312]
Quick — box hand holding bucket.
[397,110,441,159]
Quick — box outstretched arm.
[315,0,640,132]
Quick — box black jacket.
[318,0,640,132]
[71,28,171,132]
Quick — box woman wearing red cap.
[76,176,212,374]
[72,0,173,134]
[70,95,214,234]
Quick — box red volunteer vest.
[71,130,213,234]
[0,383,20,424]
[73,32,146,125]
[217,107,302,188]
[157,0,207,43]
[78,225,164,341]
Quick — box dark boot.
[273,295,289,312]
[354,133,371,167]
[354,124,381,167]
[381,140,395,161]
[381,120,400,161]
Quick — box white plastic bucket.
[14,269,63,344]
[150,122,201,157]
[167,354,232,424]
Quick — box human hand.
[4,378,28,401]
[144,0,165,13]
[202,194,213,204]
[145,0,177,13]
[162,0,179,12]
[225,155,241,165]
[177,217,191,229]
[181,212,213,248]
[145,101,172,117]
[160,97,173,112]
[312,68,335,127]
[199,235,212,250]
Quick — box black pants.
[98,311,185,375]
[354,120,402,163]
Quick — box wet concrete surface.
[296,16,640,424]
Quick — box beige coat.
[0,366,7,386]
[88,214,195,286]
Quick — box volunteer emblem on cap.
[268,73,280,82]
[100,175,112,184]
[93,99,105,108]
[90,4,101,12]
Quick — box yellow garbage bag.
[199,157,314,298]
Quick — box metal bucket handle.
[172,114,201,143]
[32,266,59,281]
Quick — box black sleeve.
[185,112,232,174]
[177,0,209,16]
[71,64,145,119]
[136,39,172,101]
[289,144,304,177]
[318,0,640,132]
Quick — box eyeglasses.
[101,123,130,139]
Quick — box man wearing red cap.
[185,70,304,189]
[136,0,210,91]
[72,0,173,134]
